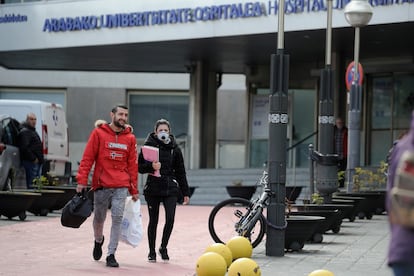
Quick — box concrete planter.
[332,195,366,222]
[15,189,65,216]
[335,191,386,219]
[285,215,325,251]
[189,186,197,198]
[41,185,77,211]
[286,186,303,203]
[225,185,257,200]
[287,209,341,243]
[292,203,354,233]
[0,191,41,220]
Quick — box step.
[184,167,310,206]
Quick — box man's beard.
[113,120,125,129]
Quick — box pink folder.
[141,145,161,177]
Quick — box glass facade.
[249,89,316,168]
[369,74,414,165]
[128,92,189,139]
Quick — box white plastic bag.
[120,197,143,247]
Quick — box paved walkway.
[0,205,392,276]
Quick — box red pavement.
[0,205,215,276]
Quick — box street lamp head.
[344,0,373,27]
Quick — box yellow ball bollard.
[204,243,233,268]
[196,252,227,276]
[226,236,253,260]
[228,257,261,276]
[308,269,335,276]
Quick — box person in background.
[76,105,139,268]
[334,117,348,188]
[18,113,44,189]
[386,112,414,276]
[138,118,190,263]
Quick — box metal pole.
[353,27,360,74]
[277,0,284,49]
[316,0,337,203]
[309,144,315,196]
[325,0,333,66]
[346,27,361,193]
[266,0,288,257]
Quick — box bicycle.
[208,170,287,248]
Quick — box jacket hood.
[94,119,107,128]
[94,119,133,134]
[21,122,35,131]
[144,132,177,149]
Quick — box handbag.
[120,197,143,247]
[173,178,184,204]
[177,189,184,204]
[170,149,184,204]
[61,190,93,228]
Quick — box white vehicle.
[0,99,71,185]
[0,115,21,190]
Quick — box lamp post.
[344,0,373,192]
[266,0,289,256]
[314,0,338,204]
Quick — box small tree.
[311,193,324,205]
[33,175,49,190]
[352,161,388,192]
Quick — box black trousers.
[144,195,177,252]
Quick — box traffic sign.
[345,61,363,91]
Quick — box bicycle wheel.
[208,197,266,248]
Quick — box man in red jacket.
[76,104,139,268]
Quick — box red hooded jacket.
[76,123,138,196]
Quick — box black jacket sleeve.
[138,149,155,174]
[173,147,190,197]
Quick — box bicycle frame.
[208,169,287,247]
[235,170,272,235]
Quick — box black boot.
[148,250,156,263]
[92,236,104,261]
[106,254,119,267]
[159,247,169,261]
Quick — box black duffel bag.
[61,190,93,228]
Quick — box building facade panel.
[0,0,413,170]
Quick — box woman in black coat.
[138,119,190,263]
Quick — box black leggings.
[145,195,177,251]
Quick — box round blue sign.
[345,61,363,91]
